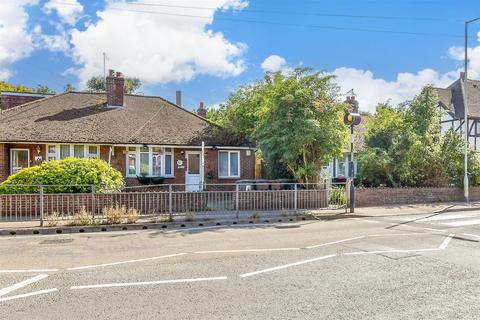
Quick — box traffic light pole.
[350,124,355,213]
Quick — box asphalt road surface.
[1,210,480,319]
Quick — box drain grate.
[39,239,74,245]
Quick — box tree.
[358,86,480,187]
[64,83,76,92]
[209,68,348,183]
[86,76,142,94]
[0,81,54,94]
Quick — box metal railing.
[0,182,348,224]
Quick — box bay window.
[218,151,240,178]
[126,146,174,177]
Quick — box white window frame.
[47,144,99,161]
[218,150,240,178]
[10,148,30,174]
[125,146,174,178]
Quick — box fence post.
[345,179,351,213]
[294,184,298,214]
[39,186,44,227]
[91,185,96,222]
[168,184,173,221]
[235,184,239,219]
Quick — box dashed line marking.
[439,234,455,250]
[195,248,300,254]
[462,233,480,238]
[67,253,187,271]
[0,269,58,274]
[71,277,227,290]
[306,236,365,249]
[0,274,49,297]
[343,248,441,255]
[0,288,58,302]
[239,254,336,278]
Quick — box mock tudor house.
[0,70,255,190]
[435,73,480,151]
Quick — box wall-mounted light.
[35,145,41,154]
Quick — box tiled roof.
[0,92,250,146]
[435,78,480,118]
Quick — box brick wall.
[0,144,8,182]
[356,187,480,207]
[0,95,46,110]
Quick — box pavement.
[1,207,480,319]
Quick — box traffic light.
[344,112,361,126]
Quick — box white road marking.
[306,236,365,249]
[71,277,227,290]
[418,215,470,222]
[421,227,447,232]
[368,233,425,237]
[195,248,300,254]
[442,219,480,227]
[344,248,441,255]
[0,288,58,302]
[0,274,49,297]
[67,253,187,271]
[0,269,58,273]
[439,234,455,250]
[362,219,382,224]
[462,233,480,238]
[239,254,336,278]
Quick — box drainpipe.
[108,146,113,166]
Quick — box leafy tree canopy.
[359,86,480,187]
[0,81,54,94]
[209,68,349,183]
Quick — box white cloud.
[70,0,248,86]
[33,24,70,53]
[44,0,84,26]
[448,32,480,79]
[332,33,480,113]
[333,67,458,113]
[261,55,287,72]
[0,1,37,80]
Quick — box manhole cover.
[40,239,74,245]
[275,224,300,229]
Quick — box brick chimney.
[197,102,207,118]
[106,69,124,107]
[345,96,359,113]
[460,71,465,81]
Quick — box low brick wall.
[356,186,480,207]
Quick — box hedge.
[0,158,125,194]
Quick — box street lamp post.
[463,17,480,202]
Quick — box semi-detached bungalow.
[0,70,255,190]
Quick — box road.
[1,210,480,319]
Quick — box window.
[11,149,29,174]
[218,151,240,178]
[74,145,84,158]
[125,146,174,177]
[47,145,99,161]
[337,158,346,177]
[60,145,70,159]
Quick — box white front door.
[11,149,30,174]
[185,152,201,192]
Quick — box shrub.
[126,208,139,224]
[0,158,124,194]
[68,207,93,226]
[104,204,126,224]
[46,212,60,227]
[328,187,347,206]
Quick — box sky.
[1,0,480,113]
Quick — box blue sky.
[1,0,480,113]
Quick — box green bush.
[0,158,124,194]
[328,187,347,206]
